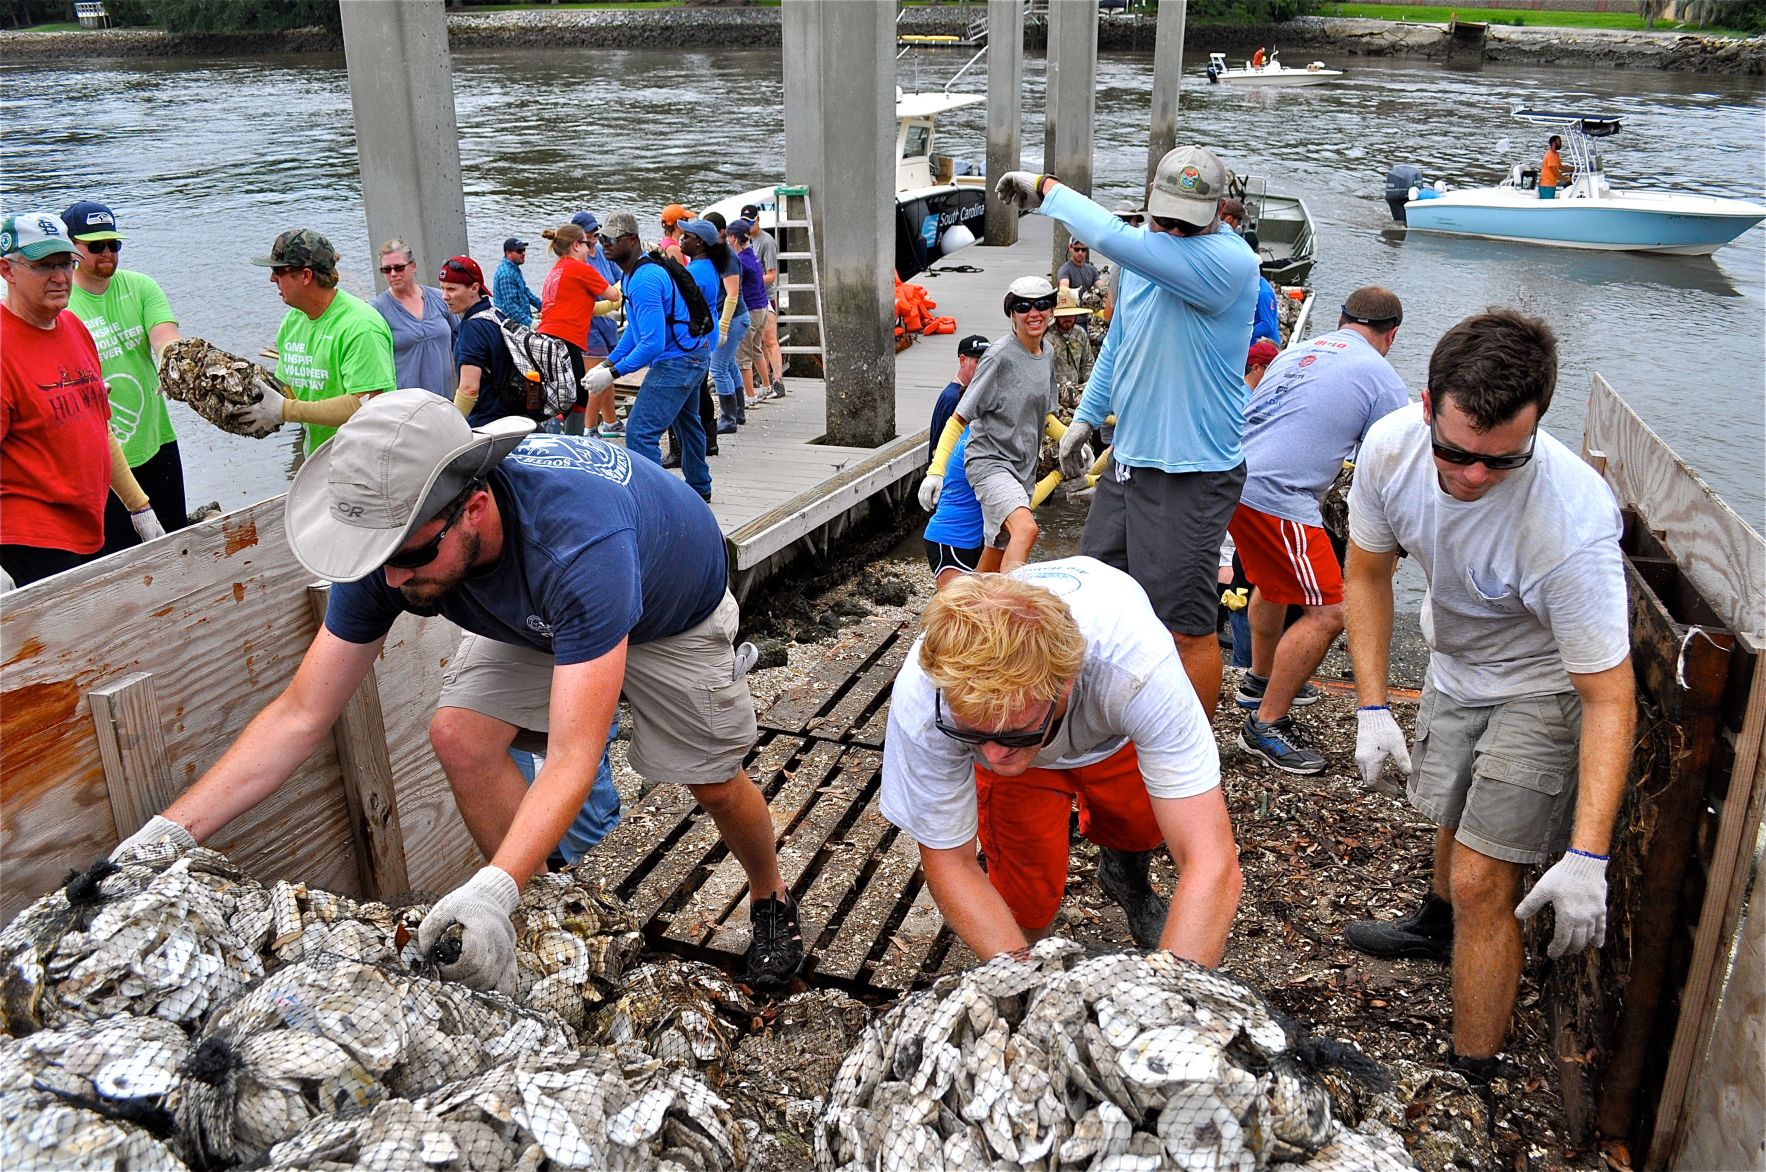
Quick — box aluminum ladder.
[772,185,826,372]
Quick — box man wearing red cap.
[1228,288,1409,774]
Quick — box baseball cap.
[62,200,125,242]
[252,228,338,273]
[601,211,639,240]
[0,211,79,260]
[285,390,534,583]
[728,218,754,237]
[1246,339,1280,370]
[502,236,528,252]
[1146,145,1228,223]
[956,334,991,359]
[438,255,484,287]
[1111,197,1145,220]
[571,211,600,235]
[661,204,695,227]
[739,204,762,220]
[1006,275,1056,300]
[680,220,719,246]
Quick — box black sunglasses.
[81,239,122,253]
[933,691,1056,749]
[1341,304,1401,330]
[384,485,477,570]
[1429,419,1538,471]
[1009,295,1058,315]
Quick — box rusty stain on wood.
[1,637,43,670]
[222,517,259,556]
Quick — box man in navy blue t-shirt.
[111,391,805,995]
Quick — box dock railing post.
[1147,0,1185,188]
[1045,0,1098,272]
[983,0,1024,247]
[340,0,469,293]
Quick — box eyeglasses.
[933,691,1057,749]
[1428,419,1538,471]
[379,262,410,275]
[16,257,78,273]
[80,240,122,254]
[1009,295,1058,315]
[383,486,477,570]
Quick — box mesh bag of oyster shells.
[259,1048,747,1172]
[0,848,271,1036]
[582,957,758,1068]
[0,1082,190,1171]
[815,938,1416,1172]
[507,871,643,1036]
[174,952,573,1167]
[0,1012,191,1140]
[157,338,288,438]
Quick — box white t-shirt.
[1348,402,1630,706]
[880,557,1220,851]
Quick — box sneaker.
[744,892,804,992]
[596,420,625,438]
[772,379,789,397]
[1238,715,1328,775]
[1344,892,1453,962]
[754,384,781,403]
[1234,672,1322,710]
[733,641,758,680]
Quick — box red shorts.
[1227,503,1343,607]
[974,741,1164,933]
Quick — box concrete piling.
[983,0,1025,248]
[1044,0,1098,270]
[1148,0,1186,190]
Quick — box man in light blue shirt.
[492,237,542,327]
[997,145,1260,716]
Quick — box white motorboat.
[1205,51,1343,87]
[1386,107,1766,257]
[702,89,991,279]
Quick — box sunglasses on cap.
[933,691,1057,749]
[1341,304,1401,330]
[440,259,479,280]
[1428,418,1538,471]
[80,239,122,253]
[380,261,410,275]
[1009,295,1058,315]
[383,483,479,570]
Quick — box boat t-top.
[1386,106,1766,256]
[1205,51,1343,87]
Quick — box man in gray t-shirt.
[1343,308,1633,1097]
[742,209,786,399]
[1229,287,1409,776]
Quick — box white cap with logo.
[285,390,533,582]
[1146,145,1230,224]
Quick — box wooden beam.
[87,672,176,842]
[306,586,409,899]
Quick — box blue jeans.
[714,312,750,401]
[508,713,622,863]
[626,353,712,497]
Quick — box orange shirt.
[1540,147,1565,188]
[0,304,113,554]
[537,256,611,348]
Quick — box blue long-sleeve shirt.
[606,259,710,374]
[493,257,542,326]
[1040,185,1259,474]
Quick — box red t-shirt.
[1,303,114,554]
[537,256,610,349]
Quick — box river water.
[2,47,1761,524]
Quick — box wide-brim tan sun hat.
[1051,286,1091,318]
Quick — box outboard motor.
[1384,164,1426,223]
[1206,59,1222,83]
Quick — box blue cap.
[680,220,719,246]
[570,211,600,235]
[728,218,754,237]
[502,236,527,252]
[62,200,125,241]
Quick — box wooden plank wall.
[0,498,479,921]
[1670,888,1764,1171]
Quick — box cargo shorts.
[1406,679,1582,865]
[437,591,758,786]
[969,465,1032,551]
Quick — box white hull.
[1211,70,1342,87]
[1402,185,1766,257]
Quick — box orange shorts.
[1227,503,1343,607]
[974,741,1164,933]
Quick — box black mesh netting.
[0,1082,189,1170]
[814,938,1415,1171]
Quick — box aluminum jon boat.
[1386,107,1766,257]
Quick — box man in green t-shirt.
[232,228,395,455]
[63,200,186,554]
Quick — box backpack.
[471,307,576,420]
[632,251,713,346]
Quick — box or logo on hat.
[334,501,368,519]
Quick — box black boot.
[1097,847,1168,950]
[1344,891,1452,962]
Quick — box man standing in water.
[1343,309,1632,1094]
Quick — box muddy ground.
[590,511,1598,1172]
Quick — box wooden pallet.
[576,618,952,994]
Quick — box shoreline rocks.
[0,8,1759,73]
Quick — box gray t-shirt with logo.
[954,332,1054,492]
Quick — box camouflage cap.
[252,228,338,272]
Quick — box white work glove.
[1515,852,1609,958]
[1058,419,1095,480]
[130,505,165,544]
[582,364,616,395]
[227,390,286,438]
[918,473,943,512]
[1,567,14,593]
[417,865,520,996]
[994,171,1047,212]
[1354,707,1412,797]
[110,814,197,862]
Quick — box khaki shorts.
[437,591,757,786]
[969,465,1032,551]
[738,307,770,365]
[1407,679,1582,865]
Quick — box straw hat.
[1051,286,1091,318]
